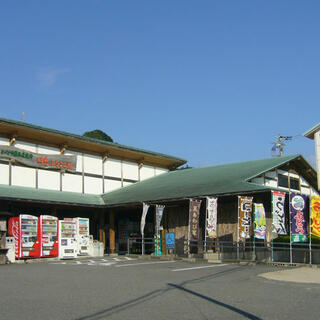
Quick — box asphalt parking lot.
[1,257,320,320]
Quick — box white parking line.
[115,261,176,267]
[172,264,227,272]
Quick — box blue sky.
[0,1,319,167]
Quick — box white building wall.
[84,176,103,194]
[0,163,9,185]
[83,154,102,175]
[251,169,319,197]
[105,159,121,178]
[104,179,122,193]
[12,166,36,188]
[37,145,60,191]
[122,161,138,181]
[155,167,168,176]
[0,137,173,194]
[38,169,60,191]
[140,165,155,180]
[62,173,82,193]
[14,140,36,152]
[0,137,9,185]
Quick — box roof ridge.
[0,117,187,162]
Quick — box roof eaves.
[0,117,187,164]
[245,154,301,181]
[304,123,320,139]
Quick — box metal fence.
[123,236,320,265]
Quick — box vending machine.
[8,215,40,259]
[75,218,90,256]
[59,218,77,259]
[39,215,59,258]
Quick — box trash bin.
[6,237,15,263]
[88,236,94,257]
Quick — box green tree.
[83,130,113,143]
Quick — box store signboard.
[0,146,76,172]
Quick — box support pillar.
[99,211,106,251]
[109,209,116,253]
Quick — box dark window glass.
[278,174,300,191]
[278,174,288,188]
[290,178,300,191]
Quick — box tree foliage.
[83,129,113,143]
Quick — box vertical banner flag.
[206,197,218,238]
[311,196,320,238]
[238,197,253,239]
[272,191,287,236]
[290,193,308,243]
[140,203,150,236]
[253,203,266,240]
[156,205,165,233]
[189,199,202,241]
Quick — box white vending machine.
[39,215,59,258]
[75,218,90,256]
[59,218,77,259]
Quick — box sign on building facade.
[0,146,77,172]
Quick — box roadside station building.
[104,154,319,257]
[0,117,186,250]
[1,117,319,258]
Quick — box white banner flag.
[206,197,218,238]
[140,203,150,236]
[272,191,287,236]
[156,205,165,232]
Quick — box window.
[278,174,300,191]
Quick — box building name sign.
[0,146,77,172]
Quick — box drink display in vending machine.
[8,215,40,259]
[39,215,59,258]
[75,218,90,256]
[59,218,77,259]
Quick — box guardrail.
[122,237,320,265]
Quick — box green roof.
[0,155,315,207]
[0,184,104,206]
[102,154,306,206]
[0,117,187,164]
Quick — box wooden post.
[99,211,106,251]
[109,209,116,253]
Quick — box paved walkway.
[259,266,320,284]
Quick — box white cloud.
[36,66,69,87]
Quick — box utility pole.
[271,134,292,157]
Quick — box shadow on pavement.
[75,266,260,320]
[167,283,262,320]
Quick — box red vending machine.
[39,215,59,258]
[8,215,41,259]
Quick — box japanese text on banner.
[189,200,202,241]
[239,197,253,239]
[272,191,287,236]
[206,197,218,238]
